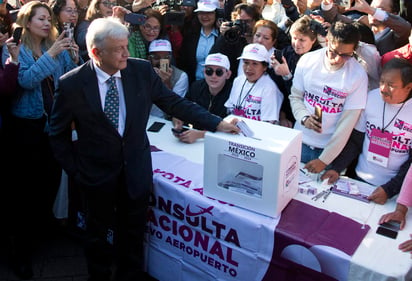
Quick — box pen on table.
[322,186,333,202]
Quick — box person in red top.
[381,29,412,66]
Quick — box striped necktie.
[104,76,119,129]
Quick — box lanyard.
[236,78,257,109]
[382,102,404,132]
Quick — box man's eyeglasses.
[101,1,117,8]
[142,24,161,33]
[205,67,225,77]
[327,47,354,60]
[62,8,79,14]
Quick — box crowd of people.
[1,0,412,279]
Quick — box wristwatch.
[301,115,309,126]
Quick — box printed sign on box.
[203,115,302,218]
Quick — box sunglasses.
[205,67,225,77]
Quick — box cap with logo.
[194,0,219,12]
[149,39,172,53]
[203,53,231,70]
[237,43,270,63]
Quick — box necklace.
[235,78,256,110]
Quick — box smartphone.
[171,127,189,135]
[376,220,400,239]
[273,49,283,63]
[147,121,165,132]
[63,22,74,40]
[12,26,22,44]
[124,13,147,25]
[159,58,169,72]
[314,105,322,124]
[376,226,398,239]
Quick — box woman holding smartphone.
[1,1,79,278]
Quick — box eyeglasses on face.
[327,47,354,60]
[101,1,117,8]
[62,8,79,14]
[142,23,161,32]
[205,67,225,77]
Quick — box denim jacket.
[2,44,78,120]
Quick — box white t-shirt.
[355,89,412,186]
[225,73,283,122]
[293,48,368,148]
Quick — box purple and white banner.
[145,150,369,281]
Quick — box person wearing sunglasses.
[148,39,189,118]
[172,53,233,143]
[224,43,284,124]
[290,21,368,175]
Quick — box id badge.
[367,128,392,167]
[233,106,246,117]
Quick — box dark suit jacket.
[49,58,222,199]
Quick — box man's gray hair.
[86,17,129,56]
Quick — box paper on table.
[331,177,374,203]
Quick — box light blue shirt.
[195,27,219,81]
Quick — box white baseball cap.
[203,53,230,70]
[237,43,270,63]
[149,39,172,53]
[194,0,219,12]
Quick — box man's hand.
[216,118,240,134]
[379,210,407,230]
[178,130,205,144]
[304,158,327,174]
[303,115,322,133]
[367,186,388,204]
[321,169,340,184]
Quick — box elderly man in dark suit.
[49,17,239,281]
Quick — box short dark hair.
[233,3,261,22]
[326,21,360,50]
[383,58,412,87]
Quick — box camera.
[153,0,195,26]
[224,19,250,44]
[309,20,328,37]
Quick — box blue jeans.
[301,143,324,164]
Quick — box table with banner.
[144,116,412,281]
